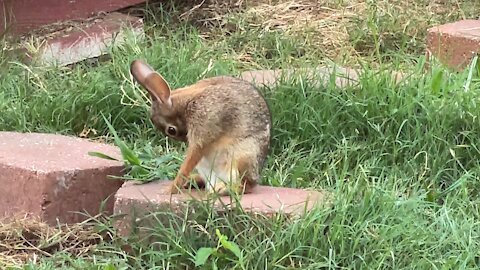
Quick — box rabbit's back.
[185,77,271,165]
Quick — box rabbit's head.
[130,60,188,142]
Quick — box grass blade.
[88,151,120,161]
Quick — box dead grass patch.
[0,215,105,267]
[145,0,478,63]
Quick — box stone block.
[0,132,124,225]
[114,180,331,236]
[427,20,480,71]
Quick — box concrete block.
[0,132,124,225]
[427,20,480,71]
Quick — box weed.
[88,114,181,183]
[193,229,244,268]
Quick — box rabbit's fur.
[130,60,271,195]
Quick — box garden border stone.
[113,180,331,236]
[240,66,405,88]
[25,12,144,66]
[0,132,125,225]
[427,19,480,71]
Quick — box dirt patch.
[0,216,105,266]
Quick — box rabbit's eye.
[167,126,177,136]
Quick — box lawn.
[1,0,480,269]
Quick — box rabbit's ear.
[130,60,172,107]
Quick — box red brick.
[240,67,357,88]
[114,180,331,236]
[240,66,404,88]
[0,0,146,35]
[427,20,480,71]
[0,132,124,225]
[26,12,144,66]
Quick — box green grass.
[2,0,480,269]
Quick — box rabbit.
[130,59,272,195]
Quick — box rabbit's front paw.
[212,182,229,196]
[164,180,182,194]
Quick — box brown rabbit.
[130,59,272,195]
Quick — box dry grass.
[240,1,361,60]
[0,216,105,267]
[153,0,478,63]
[168,0,359,60]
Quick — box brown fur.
[130,60,271,195]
